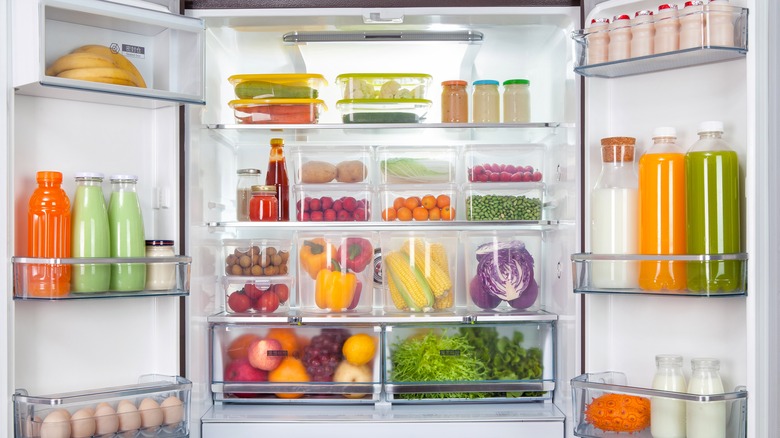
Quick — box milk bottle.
[686,358,726,438]
[586,18,610,64]
[608,14,631,61]
[680,0,706,50]
[654,4,680,54]
[651,355,686,438]
[630,10,654,58]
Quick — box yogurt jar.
[145,240,177,291]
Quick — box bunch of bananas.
[45,45,146,88]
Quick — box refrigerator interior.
[186,5,581,436]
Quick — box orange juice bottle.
[638,127,687,290]
[27,171,72,297]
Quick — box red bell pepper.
[336,237,373,273]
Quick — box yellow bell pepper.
[315,268,358,310]
[299,238,335,279]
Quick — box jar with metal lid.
[503,79,531,123]
[236,168,262,222]
[472,80,500,123]
[441,80,468,123]
[249,185,279,222]
[145,240,177,291]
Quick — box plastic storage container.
[228,74,327,99]
[463,231,542,312]
[289,144,372,185]
[228,99,326,124]
[211,324,381,401]
[223,239,292,278]
[336,73,432,100]
[378,184,458,222]
[376,145,457,184]
[464,182,544,221]
[294,184,373,222]
[463,144,545,184]
[296,232,377,313]
[336,99,432,124]
[223,276,293,315]
[380,232,459,314]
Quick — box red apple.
[227,291,251,313]
[310,210,324,221]
[224,358,268,398]
[320,196,334,210]
[324,209,337,221]
[309,198,322,211]
[337,210,351,221]
[333,199,344,211]
[247,338,284,371]
[352,207,368,221]
[342,196,358,212]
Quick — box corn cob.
[433,290,454,310]
[401,239,452,298]
[384,251,434,311]
[429,243,450,276]
[387,273,409,311]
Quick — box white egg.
[116,400,141,432]
[93,403,118,435]
[24,415,42,437]
[160,396,184,425]
[40,409,71,438]
[138,397,163,429]
[69,408,96,438]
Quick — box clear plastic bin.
[289,144,372,185]
[223,239,292,278]
[462,144,545,183]
[223,276,293,315]
[336,99,432,124]
[378,184,458,222]
[228,74,327,99]
[293,184,373,222]
[335,73,432,100]
[228,98,326,124]
[464,182,544,221]
[376,145,457,184]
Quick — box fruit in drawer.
[383,194,453,222]
[333,361,373,399]
[585,394,651,433]
[227,334,261,360]
[302,328,350,382]
[227,290,252,313]
[254,289,280,312]
[225,358,269,398]
[267,328,302,359]
[342,333,377,366]
[248,338,285,371]
[225,245,289,276]
[269,357,310,399]
[273,283,290,303]
[296,195,371,222]
[46,45,146,88]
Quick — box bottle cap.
[613,14,631,21]
[591,17,610,24]
[691,357,720,369]
[503,79,530,86]
[237,168,261,175]
[36,171,63,183]
[109,174,139,182]
[146,240,175,246]
[270,138,284,147]
[473,79,499,86]
[684,0,705,7]
[74,172,105,180]
[658,3,678,11]
[653,127,677,138]
[698,121,724,133]
[251,185,277,193]
[442,80,467,86]
[656,354,684,365]
[635,10,654,16]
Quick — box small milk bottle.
[590,137,638,289]
[687,358,726,438]
[654,4,680,54]
[651,355,687,438]
[108,174,146,291]
[707,0,735,47]
[71,172,111,293]
[680,0,706,50]
[586,18,610,65]
[630,10,655,58]
[608,14,632,61]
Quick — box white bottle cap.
[74,172,105,180]
[109,174,139,182]
[653,126,677,138]
[698,121,724,133]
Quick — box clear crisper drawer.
[11,255,191,300]
[571,253,748,297]
[384,322,555,403]
[13,374,191,438]
[211,324,382,403]
[571,372,747,438]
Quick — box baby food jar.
[441,80,468,123]
[145,240,177,291]
[503,79,531,123]
[472,80,500,123]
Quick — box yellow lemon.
[342,333,376,366]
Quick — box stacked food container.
[227,74,328,124]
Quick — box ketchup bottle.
[265,138,289,221]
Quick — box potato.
[301,161,337,183]
[336,160,367,183]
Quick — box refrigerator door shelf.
[571,253,748,297]
[11,255,192,300]
[571,372,747,438]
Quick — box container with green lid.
[503,79,531,123]
[336,73,432,100]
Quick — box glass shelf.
[206,220,566,231]
[12,255,191,300]
[571,253,747,297]
[571,372,747,438]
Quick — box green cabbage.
[381,158,451,183]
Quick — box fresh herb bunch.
[391,330,489,399]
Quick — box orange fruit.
[269,357,310,399]
[381,207,397,221]
[403,196,421,210]
[396,207,413,221]
[436,194,451,209]
[412,206,429,221]
[428,207,441,221]
[342,333,377,366]
[421,195,437,210]
[392,197,405,211]
[440,206,455,221]
[227,334,260,360]
[266,328,301,358]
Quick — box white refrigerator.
[2,0,779,437]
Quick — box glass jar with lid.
[503,79,531,123]
[236,168,262,221]
[472,80,500,123]
[441,80,468,123]
[145,240,177,291]
[249,185,279,222]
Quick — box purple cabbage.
[469,275,502,310]
[475,240,536,308]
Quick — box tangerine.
[428,207,441,221]
[381,207,397,221]
[342,333,377,366]
[227,333,260,360]
[412,206,429,221]
[403,196,421,210]
[266,328,301,358]
[440,206,455,221]
[269,357,310,399]
[436,194,451,209]
[421,195,437,210]
[396,207,413,221]
[392,197,406,211]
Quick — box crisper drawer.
[211,323,382,403]
[384,322,555,403]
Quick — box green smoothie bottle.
[685,121,741,293]
[71,172,111,292]
[108,174,146,291]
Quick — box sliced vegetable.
[475,240,536,306]
[381,158,451,183]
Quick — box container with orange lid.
[228,74,327,99]
[228,99,326,124]
[441,80,468,123]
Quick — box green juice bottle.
[71,172,111,292]
[685,121,741,293]
[108,174,146,291]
